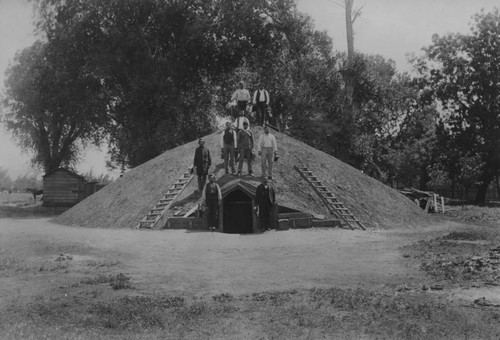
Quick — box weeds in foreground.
[2,287,499,339]
[402,229,500,286]
[442,231,490,241]
[80,273,134,290]
[0,250,69,275]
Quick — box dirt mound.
[55,126,434,229]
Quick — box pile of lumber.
[400,188,445,213]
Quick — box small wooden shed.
[42,168,87,207]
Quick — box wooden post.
[271,205,278,229]
[252,199,258,233]
[425,198,431,213]
[433,194,438,213]
[441,196,445,213]
[218,203,223,230]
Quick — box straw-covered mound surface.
[55,126,433,229]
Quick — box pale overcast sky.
[0,0,498,178]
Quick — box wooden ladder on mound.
[137,168,195,229]
[294,165,366,230]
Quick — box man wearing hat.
[257,125,278,179]
[237,120,254,176]
[234,110,250,133]
[201,174,222,231]
[230,81,251,118]
[255,176,276,231]
[193,138,211,192]
[220,121,237,175]
[253,83,270,126]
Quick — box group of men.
[198,173,276,232]
[220,120,277,179]
[230,81,270,126]
[192,82,277,232]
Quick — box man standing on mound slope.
[193,138,211,192]
[220,121,237,175]
[201,174,222,231]
[257,125,278,179]
[255,176,276,231]
[237,121,254,176]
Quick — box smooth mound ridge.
[55,126,433,229]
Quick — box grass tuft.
[81,273,134,290]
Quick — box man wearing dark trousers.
[237,121,254,176]
[201,174,222,231]
[255,176,276,231]
[220,121,237,175]
[253,83,270,126]
[193,138,211,192]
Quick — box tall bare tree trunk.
[338,0,357,162]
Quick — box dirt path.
[0,217,458,306]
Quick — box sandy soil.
[0,216,449,307]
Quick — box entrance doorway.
[223,189,253,234]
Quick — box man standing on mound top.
[220,121,237,175]
[193,138,211,193]
[253,83,270,126]
[230,81,251,118]
[257,125,278,180]
[201,174,222,231]
[255,176,276,231]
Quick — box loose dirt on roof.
[55,126,432,230]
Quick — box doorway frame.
[220,185,258,233]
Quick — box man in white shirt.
[257,125,278,179]
[253,83,270,126]
[234,110,250,132]
[230,81,251,118]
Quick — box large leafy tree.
[3,37,108,173]
[415,8,500,203]
[21,0,286,168]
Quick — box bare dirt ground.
[1,194,500,339]
[0,216,420,305]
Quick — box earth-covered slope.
[55,126,434,229]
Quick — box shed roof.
[43,168,85,180]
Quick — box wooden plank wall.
[43,171,85,207]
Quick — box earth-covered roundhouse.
[55,126,432,231]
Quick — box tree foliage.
[4,0,344,170]
[415,8,500,203]
[3,38,108,173]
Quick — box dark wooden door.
[223,190,253,234]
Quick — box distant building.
[43,168,104,207]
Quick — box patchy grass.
[444,204,500,223]
[29,239,92,257]
[80,273,134,290]
[0,192,69,218]
[1,287,500,339]
[85,259,120,268]
[402,227,500,287]
[442,230,490,241]
[0,250,69,275]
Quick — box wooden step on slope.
[294,164,366,230]
[138,167,195,229]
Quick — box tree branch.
[352,4,365,23]
[326,0,345,8]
